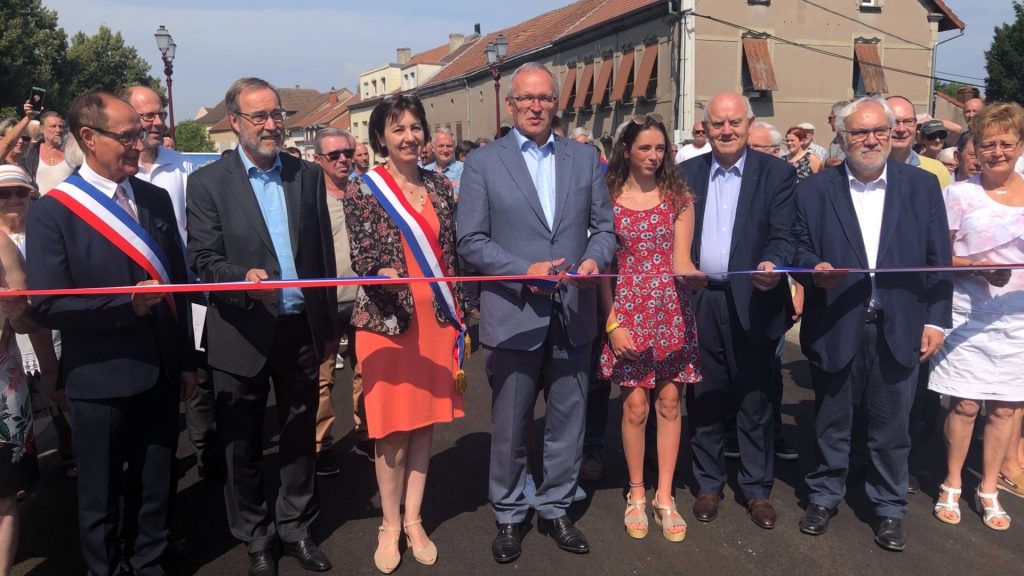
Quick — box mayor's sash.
[47,173,177,315]
[361,166,469,391]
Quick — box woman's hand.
[973,260,1011,288]
[609,327,639,361]
[378,267,406,293]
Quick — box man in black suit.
[794,97,952,551]
[677,92,796,530]
[26,91,197,576]
[187,78,335,576]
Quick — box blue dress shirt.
[699,152,747,279]
[513,128,557,229]
[237,150,304,314]
[424,159,465,197]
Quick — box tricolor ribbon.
[45,173,177,315]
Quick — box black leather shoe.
[282,539,332,571]
[799,504,837,536]
[248,549,278,576]
[874,516,906,552]
[538,515,589,554]
[492,522,525,564]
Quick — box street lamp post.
[484,33,509,139]
[154,26,176,140]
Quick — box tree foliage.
[64,26,163,103]
[985,1,1024,103]
[935,80,973,99]
[0,0,68,111]
[174,120,215,153]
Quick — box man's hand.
[811,262,848,289]
[751,261,782,291]
[973,260,1011,288]
[526,258,565,295]
[920,326,945,363]
[791,283,804,322]
[377,267,406,293]
[131,279,165,316]
[180,371,198,400]
[244,268,275,301]
[565,258,600,289]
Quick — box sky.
[40,0,1016,122]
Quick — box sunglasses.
[692,130,706,135]
[0,188,31,200]
[319,149,354,162]
[926,133,947,141]
[632,113,665,125]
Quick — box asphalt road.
[13,326,1023,575]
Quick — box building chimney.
[449,33,465,53]
[474,23,481,35]
[397,47,411,65]
[330,90,338,105]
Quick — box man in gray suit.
[457,62,615,564]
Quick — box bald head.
[704,92,755,167]
[124,86,166,151]
[964,97,984,126]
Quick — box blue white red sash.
[361,166,467,370]
[46,173,177,315]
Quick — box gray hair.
[225,77,281,115]
[313,127,354,155]
[831,100,851,117]
[703,93,754,125]
[753,121,782,147]
[936,147,957,164]
[569,126,593,142]
[0,118,17,137]
[508,62,560,100]
[835,96,895,134]
[433,126,455,142]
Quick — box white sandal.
[933,484,961,525]
[976,489,1011,531]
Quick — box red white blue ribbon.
[361,166,467,367]
[46,173,177,315]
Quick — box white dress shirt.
[135,146,192,241]
[847,166,886,309]
[78,159,138,217]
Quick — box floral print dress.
[600,201,701,388]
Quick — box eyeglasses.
[925,133,948,141]
[235,109,287,125]
[749,144,778,153]
[85,125,147,147]
[508,95,556,107]
[318,149,354,162]
[843,127,891,143]
[0,188,31,200]
[138,111,168,122]
[893,117,917,127]
[976,140,1021,155]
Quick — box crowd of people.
[0,59,1021,576]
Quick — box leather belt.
[705,280,730,292]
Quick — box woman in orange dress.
[343,93,467,574]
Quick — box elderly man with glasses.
[187,77,337,576]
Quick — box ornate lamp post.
[484,33,509,139]
[154,26,177,140]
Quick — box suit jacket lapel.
[224,153,276,256]
[688,155,712,263]
[876,161,902,265]
[497,134,551,232]
[728,153,758,261]
[551,137,573,236]
[281,157,302,258]
[828,166,869,268]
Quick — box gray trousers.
[486,315,591,524]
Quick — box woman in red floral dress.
[599,115,702,543]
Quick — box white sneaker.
[335,353,344,370]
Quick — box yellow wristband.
[605,321,620,334]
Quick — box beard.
[240,128,282,161]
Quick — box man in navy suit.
[794,97,952,551]
[26,91,197,576]
[677,92,797,529]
